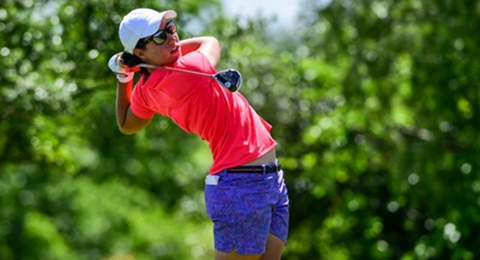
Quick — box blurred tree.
[1,0,479,259]
[271,0,480,259]
[1,0,219,259]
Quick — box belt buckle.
[274,163,281,173]
[265,163,277,174]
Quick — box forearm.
[116,80,133,130]
[180,36,221,67]
[180,37,208,54]
[115,80,152,135]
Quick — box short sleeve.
[130,82,155,119]
[178,51,216,74]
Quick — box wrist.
[116,72,134,83]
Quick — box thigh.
[205,173,273,255]
[269,169,290,244]
[214,233,284,260]
[215,250,261,260]
[261,233,285,260]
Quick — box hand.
[108,53,134,83]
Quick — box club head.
[213,69,242,92]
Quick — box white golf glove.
[108,53,134,83]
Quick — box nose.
[166,32,177,44]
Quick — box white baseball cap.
[119,8,177,54]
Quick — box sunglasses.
[142,20,177,46]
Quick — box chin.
[172,52,181,61]
[162,57,180,66]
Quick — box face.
[133,19,181,67]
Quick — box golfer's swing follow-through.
[108,7,289,260]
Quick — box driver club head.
[213,69,242,92]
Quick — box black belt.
[225,163,282,174]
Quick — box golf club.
[137,63,242,92]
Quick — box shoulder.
[177,51,216,73]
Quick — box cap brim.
[140,10,177,38]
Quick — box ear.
[133,48,146,59]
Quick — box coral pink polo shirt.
[130,51,277,174]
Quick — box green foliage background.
[1,0,479,259]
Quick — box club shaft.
[137,63,213,78]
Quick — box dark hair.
[121,52,142,67]
[121,38,149,74]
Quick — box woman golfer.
[108,8,289,260]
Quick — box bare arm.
[116,80,151,135]
[180,36,221,67]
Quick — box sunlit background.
[1,0,479,259]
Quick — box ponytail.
[121,52,149,75]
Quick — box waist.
[225,149,280,174]
[208,138,277,174]
[241,149,276,166]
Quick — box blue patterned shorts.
[204,162,289,255]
